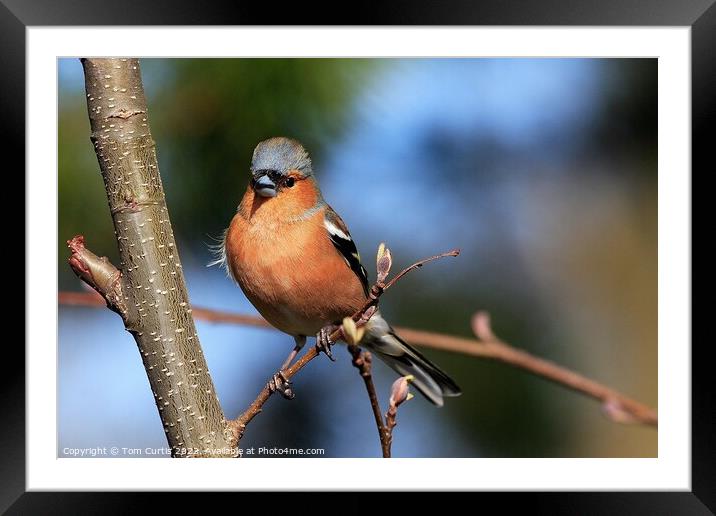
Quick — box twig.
[384,249,460,290]
[348,346,391,457]
[227,344,320,443]
[59,290,273,330]
[59,290,658,427]
[224,247,460,446]
[469,312,657,426]
[384,376,414,456]
[67,236,127,321]
[342,316,391,456]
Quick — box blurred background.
[58,58,657,458]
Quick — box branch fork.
[226,244,459,454]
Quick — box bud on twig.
[357,305,378,326]
[602,398,639,424]
[67,235,127,320]
[471,311,497,342]
[389,375,414,408]
[342,316,365,346]
[384,374,414,455]
[376,242,393,283]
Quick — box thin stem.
[228,346,320,443]
[348,346,391,458]
[384,248,460,290]
[60,290,658,427]
[223,248,460,446]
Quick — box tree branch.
[67,235,128,320]
[225,247,460,446]
[60,290,273,330]
[348,347,391,457]
[469,312,657,426]
[59,286,658,428]
[76,58,234,457]
[342,315,391,457]
[60,288,657,427]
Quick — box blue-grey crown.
[251,137,313,176]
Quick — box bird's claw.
[316,326,336,362]
[269,371,294,400]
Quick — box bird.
[213,136,461,406]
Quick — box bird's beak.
[252,174,277,198]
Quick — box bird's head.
[249,137,314,199]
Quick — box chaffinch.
[215,137,461,406]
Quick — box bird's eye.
[285,177,295,188]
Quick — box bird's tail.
[360,312,462,406]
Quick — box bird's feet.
[268,371,295,400]
[316,325,337,362]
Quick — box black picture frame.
[7,1,710,512]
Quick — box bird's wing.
[323,206,370,296]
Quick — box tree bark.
[80,58,234,457]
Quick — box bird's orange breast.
[225,185,367,337]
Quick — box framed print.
[7,0,710,512]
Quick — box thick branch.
[78,58,233,457]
